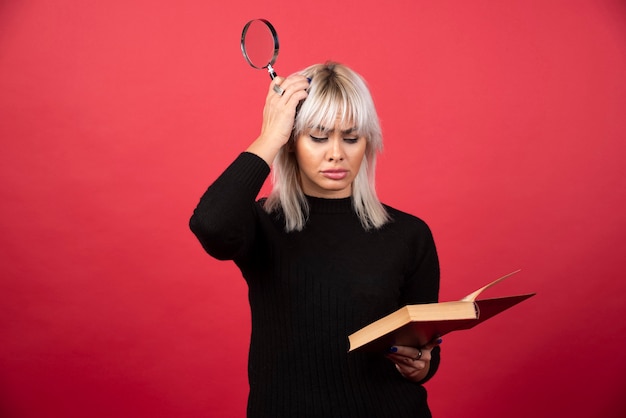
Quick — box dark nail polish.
[388,346,398,353]
[306,77,312,83]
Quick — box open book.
[348,270,535,352]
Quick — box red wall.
[1,1,625,417]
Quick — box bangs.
[294,75,368,137]
[295,89,360,135]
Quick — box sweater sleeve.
[399,220,440,306]
[400,219,442,384]
[189,152,271,261]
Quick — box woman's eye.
[344,137,359,144]
[309,135,328,142]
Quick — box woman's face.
[294,120,367,198]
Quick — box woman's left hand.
[385,340,440,383]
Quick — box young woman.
[190,62,441,417]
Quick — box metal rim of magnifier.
[240,19,280,70]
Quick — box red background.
[1,1,625,417]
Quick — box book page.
[461,270,521,302]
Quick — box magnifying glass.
[241,19,280,79]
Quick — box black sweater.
[190,152,441,417]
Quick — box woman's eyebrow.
[312,126,358,134]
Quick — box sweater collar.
[305,195,354,213]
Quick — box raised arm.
[189,74,310,260]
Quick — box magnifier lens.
[241,19,279,78]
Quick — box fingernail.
[436,338,443,345]
[306,77,312,83]
[387,346,398,353]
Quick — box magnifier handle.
[267,64,277,79]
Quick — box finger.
[271,76,285,87]
[388,345,431,362]
[267,77,285,99]
[387,352,431,366]
[395,361,425,380]
[272,84,286,97]
[421,336,444,350]
[271,75,310,99]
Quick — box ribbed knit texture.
[190,152,441,418]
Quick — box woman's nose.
[327,138,344,161]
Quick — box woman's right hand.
[247,74,310,165]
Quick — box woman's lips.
[321,169,348,180]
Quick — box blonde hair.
[264,62,390,231]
